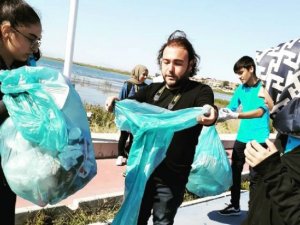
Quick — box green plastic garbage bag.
[112,99,228,225]
[0,66,97,206]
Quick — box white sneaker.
[116,156,124,166]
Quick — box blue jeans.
[137,176,185,225]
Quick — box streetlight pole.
[63,0,79,78]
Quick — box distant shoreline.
[42,56,233,96]
[42,56,131,76]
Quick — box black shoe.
[218,204,241,216]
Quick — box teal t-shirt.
[228,81,270,143]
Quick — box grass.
[241,180,250,191]
[85,103,118,133]
[23,191,197,224]
[25,198,122,225]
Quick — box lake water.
[38,58,232,106]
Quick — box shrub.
[85,103,117,133]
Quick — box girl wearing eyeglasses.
[0,0,42,224]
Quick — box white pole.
[63,0,79,78]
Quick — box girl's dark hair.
[0,0,40,27]
[157,30,200,77]
[33,48,41,61]
[233,55,256,75]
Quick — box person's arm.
[195,85,218,126]
[197,104,218,126]
[219,84,267,121]
[106,84,126,113]
[119,82,128,100]
[217,88,240,122]
[236,107,265,119]
[105,96,119,112]
[106,83,152,113]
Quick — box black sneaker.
[218,204,241,216]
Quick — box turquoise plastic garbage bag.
[112,99,209,225]
[0,66,97,206]
[0,66,68,151]
[186,126,232,197]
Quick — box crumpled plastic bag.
[0,66,97,206]
[111,99,231,225]
[186,126,232,197]
[0,66,69,151]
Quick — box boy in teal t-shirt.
[218,56,270,216]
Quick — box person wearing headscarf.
[116,65,148,166]
[243,38,300,225]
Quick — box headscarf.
[128,64,148,85]
[256,38,300,135]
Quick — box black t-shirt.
[130,79,215,185]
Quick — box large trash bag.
[111,99,231,225]
[0,66,69,151]
[186,126,232,197]
[0,66,97,206]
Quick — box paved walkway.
[171,191,248,225]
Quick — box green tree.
[222,80,229,87]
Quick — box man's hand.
[245,139,278,167]
[105,96,119,112]
[217,108,239,122]
[197,104,217,126]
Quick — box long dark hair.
[0,0,41,27]
[157,30,200,77]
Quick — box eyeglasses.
[12,27,41,50]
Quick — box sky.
[26,0,300,83]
